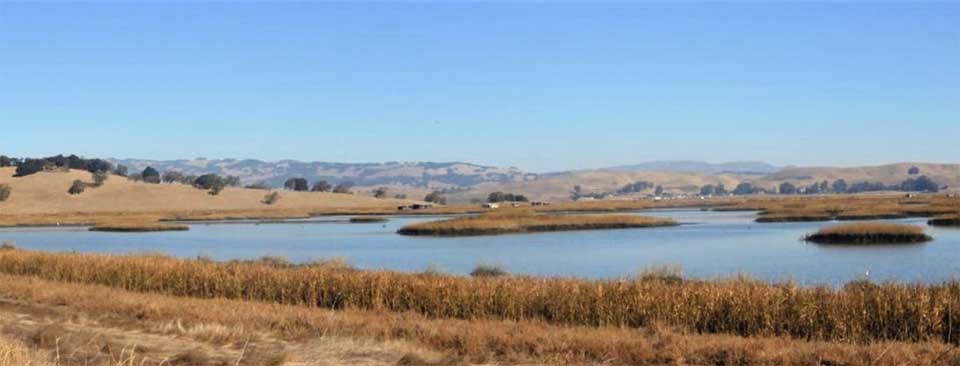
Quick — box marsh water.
[2,209,959,285]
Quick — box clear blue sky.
[1,1,957,172]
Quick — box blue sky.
[1,1,957,172]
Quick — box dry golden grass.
[4,249,960,346]
[0,336,49,366]
[742,194,960,223]
[0,167,412,227]
[398,210,677,236]
[5,273,960,366]
[805,222,933,244]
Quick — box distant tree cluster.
[6,155,114,177]
[193,174,227,195]
[311,181,332,192]
[699,184,728,196]
[569,185,613,201]
[742,176,942,196]
[732,183,765,195]
[284,178,309,191]
[617,181,654,195]
[487,191,529,203]
[373,187,388,199]
[424,191,447,205]
[333,182,355,194]
[900,176,939,192]
[142,167,161,184]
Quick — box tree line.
[1,154,122,177]
[699,176,942,197]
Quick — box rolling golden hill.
[0,167,410,216]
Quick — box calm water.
[2,209,959,285]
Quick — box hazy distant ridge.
[608,161,782,175]
[110,158,537,188]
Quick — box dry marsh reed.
[349,216,388,223]
[929,214,960,227]
[749,194,960,223]
[0,337,48,366]
[88,221,189,232]
[4,249,960,346]
[8,274,960,365]
[805,223,933,244]
[397,210,677,236]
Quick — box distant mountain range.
[607,161,782,175]
[108,158,958,202]
[110,158,537,188]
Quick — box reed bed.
[397,210,677,236]
[804,223,933,244]
[929,215,960,227]
[7,274,960,366]
[0,337,48,366]
[88,222,189,232]
[3,249,960,345]
[755,212,833,223]
[348,216,388,223]
[751,194,960,223]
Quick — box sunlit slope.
[0,167,409,214]
[765,163,960,186]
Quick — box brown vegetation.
[0,336,47,366]
[8,273,960,366]
[740,194,960,223]
[349,216,388,223]
[4,249,960,347]
[929,215,960,227]
[88,221,189,232]
[398,210,677,236]
[804,223,933,244]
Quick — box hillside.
[16,158,956,207]
[442,169,745,203]
[439,163,960,203]
[0,167,409,215]
[762,163,960,187]
[608,161,781,175]
[111,158,537,189]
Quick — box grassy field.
[397,210,677,236]
[804,222,933,244]
[4,248,960,348]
